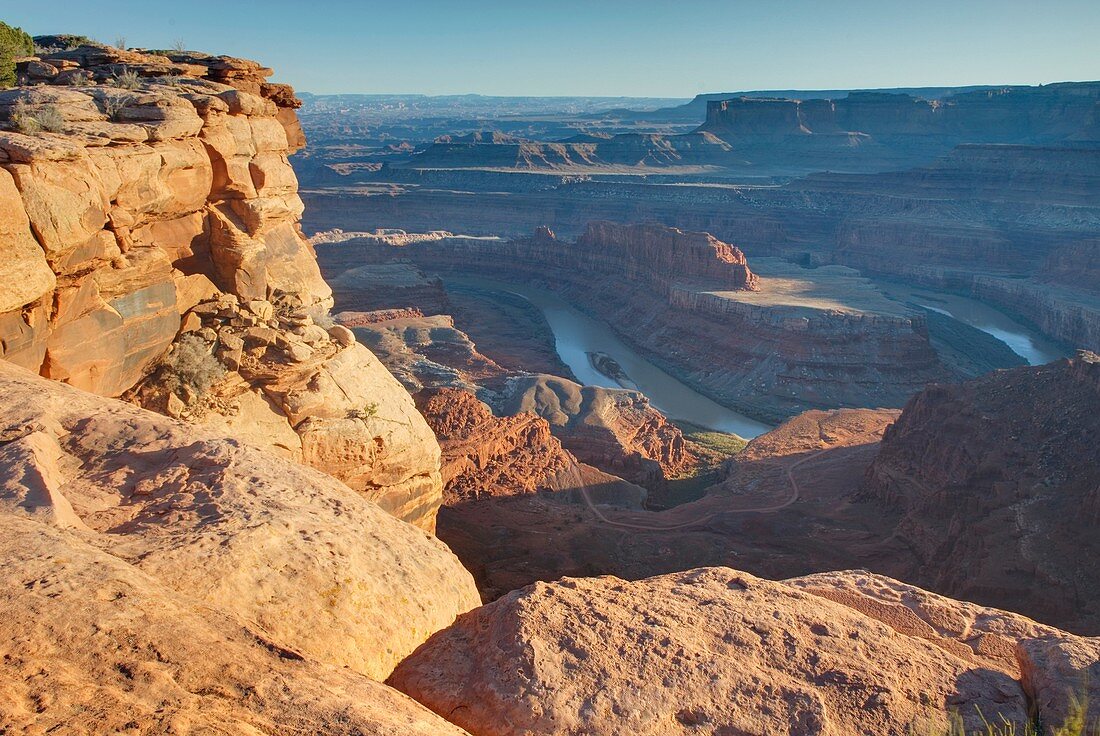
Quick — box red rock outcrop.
[417,387,576,501]
[390,567,1100,735]
[862,352,1100,631]
[0,45,446,531]
[416,386,644,507]
[492,373,693,486]
[340,304,694,489]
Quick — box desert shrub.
[910,699,1099,736]
[0,21,34,88]
[110,67,142,90]
[172,38,186,52]
[10,100,65,134]
[63,71,94,87]
[114,36,126,50]
[156,74,184,88]
[100,92,131,121]
[162,334,226,400]
[305,304,336,329]
[347,403,379,420]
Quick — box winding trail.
[578,431,880,532]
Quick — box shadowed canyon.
[0,17,1099,736]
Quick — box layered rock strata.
[702,84,1100,144]
[0,44,445,530]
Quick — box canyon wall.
[0,45,444,530]
[302,138,1100,353]
[862,352,1100,631]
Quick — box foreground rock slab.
[391,567,1099,736]
[0,514,471,735]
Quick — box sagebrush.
[10,100,65,134]
[162,334,226,400]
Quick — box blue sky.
[6,0,1099,96]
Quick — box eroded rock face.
[0,46,446,530]
[862,352,1100,632]
[0,74,327,393]
[0,361,479,682]
[415,386,645,507]
[416,387,576,501]
[390,568,1050,736]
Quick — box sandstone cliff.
[0,43,444,530]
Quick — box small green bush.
[0,21,35,89]
[347,403,379,421]
[32,34,96,52]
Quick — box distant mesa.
[698,84,1100,143]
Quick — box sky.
[6,0,1100,97]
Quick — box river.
[442,276,1068,440]
[873,281,1070,366]
[445,277,774,438]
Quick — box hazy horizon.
[7,0,1100,97]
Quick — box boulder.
[390,568,1034,736]
[0,361,479,681]
[282,344,445,531]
